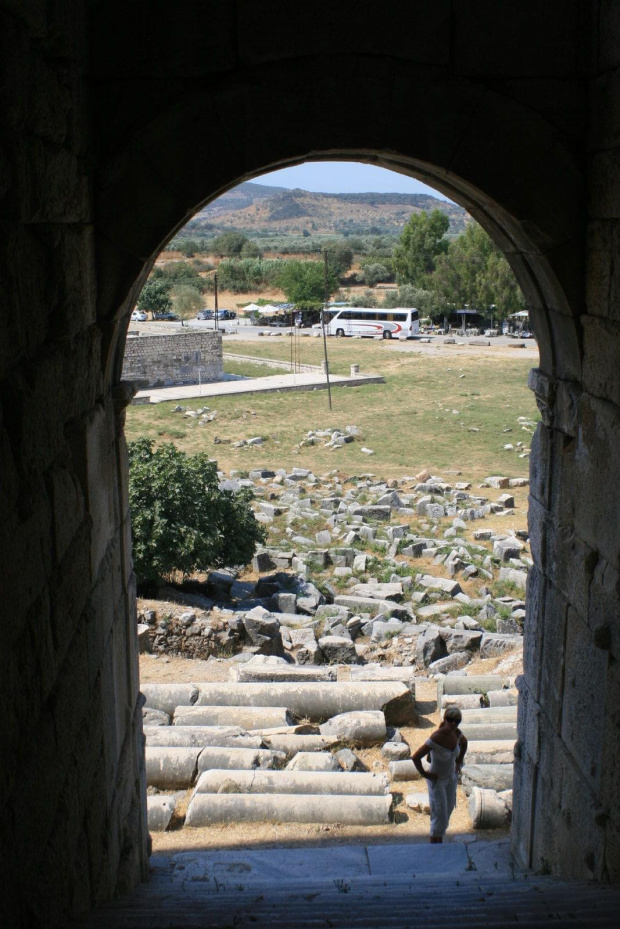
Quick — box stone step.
[155,842,472,883]
[75,860,620,929]
[72,843,620,929]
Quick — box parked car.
[196,309,236,321]
[152,311,179,321]
[130,310,147,322]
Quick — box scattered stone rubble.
[139,455,527,835]
[139,461,530,670]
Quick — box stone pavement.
[134,371,384,404]
[160,841,473,885]
[153,840,472,892]
[74,840,620,927]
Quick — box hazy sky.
[253,161,451,201]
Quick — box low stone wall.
[123,330,223,387]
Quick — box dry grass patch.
[126,339,539,484]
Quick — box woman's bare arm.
[411,742,437,781]
[456,734,468,771]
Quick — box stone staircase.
[75,841,620,928]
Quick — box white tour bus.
[324,307,420,339]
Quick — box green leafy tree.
[210,231,248,257]
[128,439,266,587]
[136,279,172,315]
[392,209,450,285]
[240,240,263,259]
[153,261,208,292]
[370,235,395,256]
[347,236,366,254]
[276,260,339,307]
[382,285,441,317]
[217,258,281,293]
[191,258,215,272]
[362,263,391,287]
[323,241,354,278]
[429,222,524,319]
[175,237,199,257]
[167,236,211,256]
[360,289,379,307]
[171,284,204,317]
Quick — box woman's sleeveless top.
[425,737,460,779]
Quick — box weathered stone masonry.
[122,330,223,387]
[1,1,619,926]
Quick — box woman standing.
[412,706,468,843]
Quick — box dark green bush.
[128,438,266,586]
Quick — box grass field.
[125,339,539,484]
[222,359,278,378]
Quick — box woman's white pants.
[426,776,457,837]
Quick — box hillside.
[182,182,469,238]
[201,181,288,218]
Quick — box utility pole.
[214,273,219,331]
[322,250,333,411]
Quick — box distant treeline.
[167,231,399,258]
[151,211,524,324]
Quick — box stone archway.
[3,3,619,926]
[94,64,593,873]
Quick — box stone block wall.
[511,3,620,882]
[0,3,148,926]
[122,331,223,387]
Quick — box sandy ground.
[141,652,233,684]
[142,656,518,854]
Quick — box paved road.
[130,320,540,358]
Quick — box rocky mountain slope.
[185,182,469,237]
